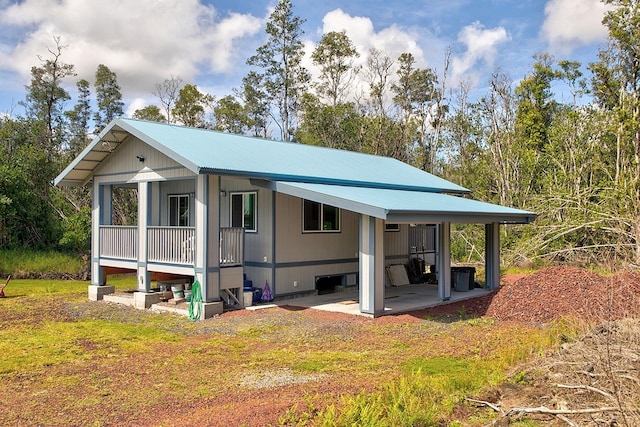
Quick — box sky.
[0,0,613,119]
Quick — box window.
[169,194,190,226]
[231,192,257,232]
[385,223,400,232]
[303,200,340,232]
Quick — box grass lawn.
[0,279,565,426]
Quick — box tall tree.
[93,64,124,133]
[246,0,310,141]
[237,71,271,138]
[21,36,75,151]
[172,84,214,128]
[65,79,92,157]
[311,30,360,106]
[391,52,440,170]
[153,75,182,123]
[213,95,249,134]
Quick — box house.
[54,118,535,319]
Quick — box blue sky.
[0,0,612,118]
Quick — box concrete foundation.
[134,291,161,309]
[88,285,115,301]
[201,301,224,319]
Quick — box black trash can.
[451,267,476,291]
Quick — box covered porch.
[259,180,534,318]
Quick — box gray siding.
[94,136,193,181]
[273,193,359,294]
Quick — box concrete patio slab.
[273,284,492,317]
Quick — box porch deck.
[266,283,493,317]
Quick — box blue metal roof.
[257,181,535,224]
[54,119,535,223]
[55,118,468,193]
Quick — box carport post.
[485,222,500,290]
[437,222,451,300]
[359,215,385,316]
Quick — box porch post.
[437,222,451,300]
[485,222,501,290]
[359,215,385,317]
[194,175,210,301]
[137,181,151,291]
[91,181,105,286]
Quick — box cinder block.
[88,285,115,301]
[134,291,161,309]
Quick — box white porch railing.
[99,226,243,267]
[100,226,138,260]
[148,226,196,265]
[220,227,244,266]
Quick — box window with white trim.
[231,192,257,232]
[303,199,340,232]
[169,194,190,226]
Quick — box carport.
[259,181,535,317]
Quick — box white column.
[91,181,105,286]
[137,181,151,291]
[437,222,451,300]
[194,175,210,301]
[359,215,385,316]
[485,222,501,290]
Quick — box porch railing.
[100,226,138,260]
[220,227,244,267]
[99,226,242,267]
[147,226,196,265]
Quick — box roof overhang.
[254,180,536,224]
[54,124,131,186]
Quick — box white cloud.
[451,22,510,86]
[541,0,611,53]
[0,0,262,100]
[321,9,427,67]
[125,97,148,117]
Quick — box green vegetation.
[0,248,84,276]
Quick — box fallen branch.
[555,383,615,400]
[505,405,620,416]
[465,397,502,413]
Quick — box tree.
[172,84,214,128]
[311,30,360,106]
[391,52,440,170]
[213,95,249,134]
[21,36,75,151]
[153,75,182,123]
[93,64,124,133]
[0,116,60,248]
[246,0,310,141]
[296,93,365,151]
[237,71,271,138]
[589,0,640,263]
[132,105,165,122]
[65,79,92,157]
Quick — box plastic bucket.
[243,291,253,307]
[184,289,192,302]
[171,284,184,299]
